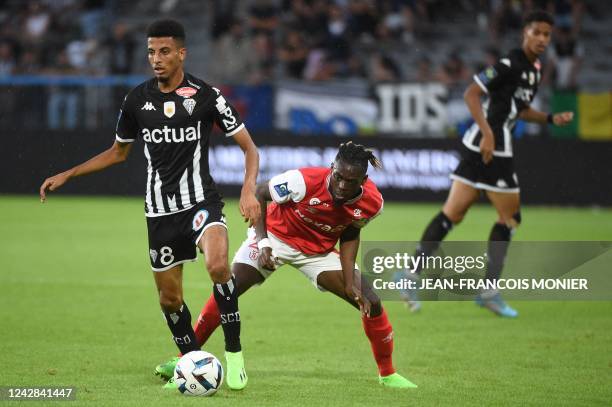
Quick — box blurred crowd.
[0,0,587,90]
[0,0,134,76]
[207,0,585,89]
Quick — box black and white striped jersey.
[115,73,244,217]
[463,48,541,157]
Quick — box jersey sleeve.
[268,170,306,204]
[473,56,515,93]
[352,199,384,229]
[115,94,138,143]
[210,87,245,137]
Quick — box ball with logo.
[173,351,223,396]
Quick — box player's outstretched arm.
[519,107,574,126]
[233,127,261,226]
[464,82,495,164]
[340,226,370,316]
[39,141,132,202]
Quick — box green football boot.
[379,372,418,389]
[225,351,248,390]
[163,376,178,390]
[155,356,179,380]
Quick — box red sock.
[193,294,221,348]
[362,307,395,377]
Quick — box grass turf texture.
[1,195,611,406]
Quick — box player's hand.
[479,132,495,164]
[258,246,277,271]
[553,111,574,126]
[39,171,71,202]
[346,282,372,317]
[239,189,261,227]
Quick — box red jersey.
[266,167,384,255]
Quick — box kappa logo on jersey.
[274,182,290,197]
[142,121,202,143]
[149,249,158,263]
[309,197,321,205]
[175,86,197,98]
[192,209,209,231]
[141,102,156,111]
[214,93,238,131]
[163,101,175,118]
[183,98,196,116]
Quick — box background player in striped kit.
[399,11,574,316]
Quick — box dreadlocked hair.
[335,141,383,172]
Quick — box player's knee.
[442,209,465,225]
[206,261,230,283]
[159,290,183,311]
[505,211,522,229]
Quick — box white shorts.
[232,228,357,290]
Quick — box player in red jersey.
[155,142,417,388]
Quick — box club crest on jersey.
[163,101,175,118]
[274,182,290,197]
[192,209,209,231]
[183,98,196,116]
[353,209,362,218]
[176,86,197,98]
[149,249,158,263]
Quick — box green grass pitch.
[1,195,611,406]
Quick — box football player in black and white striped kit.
[40,20,258,390]
[400,11,574,317]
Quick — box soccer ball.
[173,350,224,396]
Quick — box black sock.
[486,223,512,283]
[414,211,454,274]
[163,302,199,355]
[213,276,241,352]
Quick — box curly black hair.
[335,141,382,172]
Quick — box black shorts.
[146,201,226,271]
[450,148,519,193]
